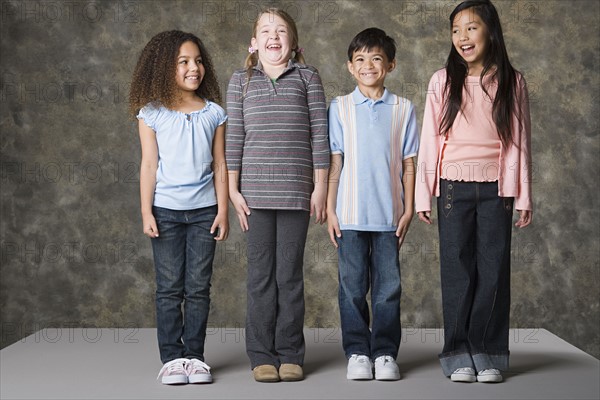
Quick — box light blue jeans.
[337,230,402,360]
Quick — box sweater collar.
[253,59,302,74]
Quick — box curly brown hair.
[128,30,221,116]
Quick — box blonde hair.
[244,8,305,93]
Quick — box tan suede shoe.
[279,363,304,381]
[252,365,280,382]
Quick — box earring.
[248,46,255,54]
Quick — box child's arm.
[416,72,443,225]
[311,168,329,224]
[306,69,330,224]
[225,71,250,232]
[228,171,250,232]
[326,154,342,248]
[138,120,159,238]
[396,157,416,247]
[211,124,229,241]
[514,74,533,228]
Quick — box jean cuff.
[372,352,398,361]
[472,352,509,372]
[345,351,371,360]
[439,351,474,377]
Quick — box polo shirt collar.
[351,87,396,105]
[254,59,297,73]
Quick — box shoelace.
[351,355,370,364]
[187,359,211,374]
[454,367,474,374]
[479,368,500,374]
[378,356,393,365]
[157,358,189,380]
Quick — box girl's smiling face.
[452,7,489,75]
[251,12,293,68]
[175,41,204,93]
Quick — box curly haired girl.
[129,30,229,385]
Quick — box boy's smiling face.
[347,46,396,93]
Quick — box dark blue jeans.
[337,230,402,360]
[151,205,217,364]
[437,179,513,376]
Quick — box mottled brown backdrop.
[1,0,598,359]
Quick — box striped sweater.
[225,60,329,210]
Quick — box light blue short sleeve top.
[137,101,227,210]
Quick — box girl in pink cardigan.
[415,0,532,384]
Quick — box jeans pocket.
[442,181,454,218]
[152,206,175,222]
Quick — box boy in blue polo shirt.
[326,28,419,381]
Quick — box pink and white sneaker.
[187,358,213,384]
[157,358,189,384]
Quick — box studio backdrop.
[1,0,598,359]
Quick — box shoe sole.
[375,373,401,381]
[189,375,213,384]
[161,376,188,385]
[451,374,476,383]
[477,376,503,383]
[254,377,280,383]
[253,372,280,383]
[347,372,373,380]
[280,376,303,382]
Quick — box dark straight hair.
[347,27,396,62]
[442,0,519,147]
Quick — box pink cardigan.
[415,69,533,212]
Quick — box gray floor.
[1,328,598,399]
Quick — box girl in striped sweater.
[225,8,329,382]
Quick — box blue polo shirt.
[137,101,227,210]
[328,87,419,231]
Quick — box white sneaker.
[187,358,213,384]
[477,368,503,383]
[347,354,373,380]
[450,367,476,383]
[157,358,189,384]
[374,355,401,380]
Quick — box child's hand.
[310,186,327,224]
[417,211,432,225]
[327,210,341,248]
[211,212,229,241]
[230,191,250,232]
[396,212,413,248]
[515,209,533,228]
[142,213,159,238]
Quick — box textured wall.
[1,0,598,359]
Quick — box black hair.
[347,27,396,61]
[442,0,520,147]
